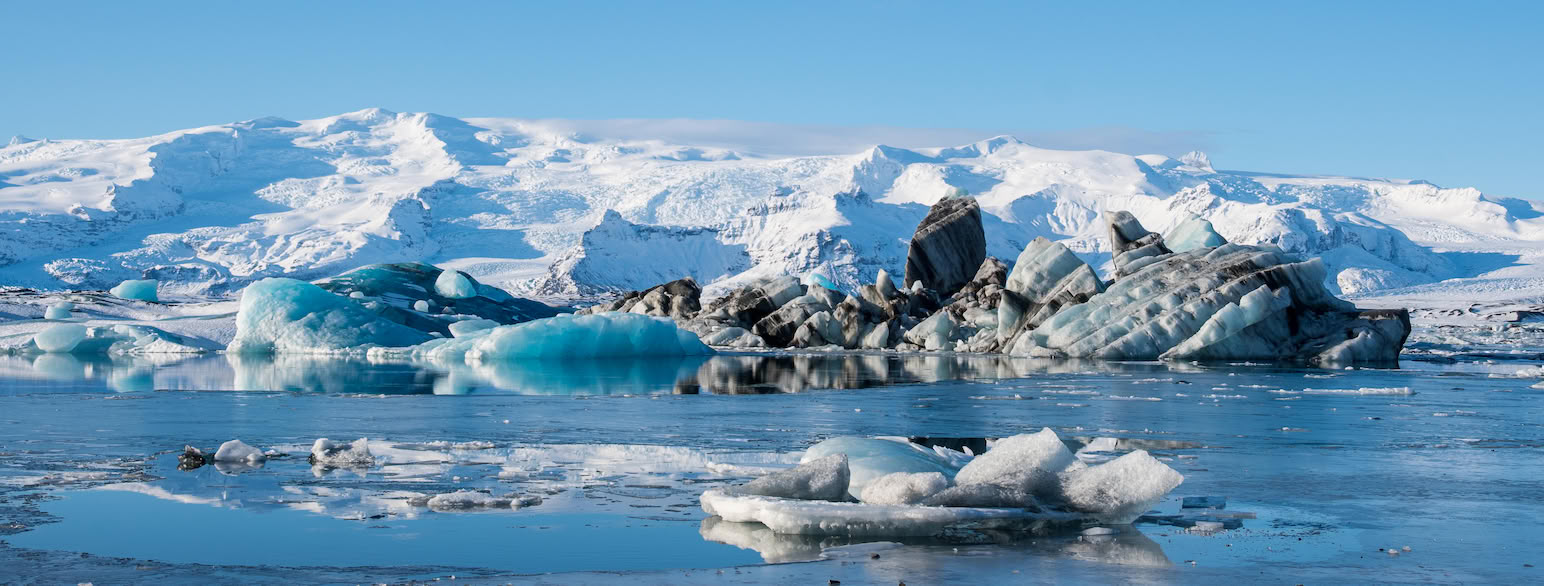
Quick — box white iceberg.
[435,269,477,299]
[310,437,375,467]
[1057,450,1185,523]
[44,301,74,320]
[110,279,159,302]
[700,489,1075,537]
[213,439,266,464]
[858,471,949,505]
[227,278,434,353]
[422,490,540,511]
[32,324,88,353]
[802,437,960,499]
[953,427,1077,495]
[739,454,850,501]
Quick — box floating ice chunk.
[309,438,375,467]
[954,428,1077,495]
[33,324,88,353]
[109,279,159,302]
[464,313,712,360]
[701,489,1074,537]
[803,437,960,499]
[1301,387,1413,395]
[740,454,850,501]
[448,318,499,337]
[435,269,477,299]
[858,471,949,505]
[44,301,74,320]
[213,440,266,464]
[413,299,431,312]
[1190,520,1225,533]
[349,291,366,299]
[919,482,1039,508]
[422,490,538,511]
[227,278,434,353]
[1058,450,1184,523]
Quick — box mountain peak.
[1179,151,1215,173]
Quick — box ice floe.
[703,428,1184,536]
[109,279,159,302]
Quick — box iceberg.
[109,279,159,302]
[802,437,960,499]
[213,439,266,464]
[700,489,1075,537]
[858,471,949,505]
[701,429,1185,536]
[33,324,88,353]
[44,301,74,320]
[953,428,1077,495]
[462,313,712,361]
[1163,213,1228,253]
[739,454,851,501]
[309,437,375,467]
[434,268,477,299]
[1057,450,1185,523]
[227,278,434,354]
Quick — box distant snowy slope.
[2,108,1541,302]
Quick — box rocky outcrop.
[903,195,986,297]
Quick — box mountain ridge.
[3,109,1541,304]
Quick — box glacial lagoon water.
[1,351,1541,583]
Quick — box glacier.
[2,109,1541,304]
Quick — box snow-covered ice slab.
[700,489,1078,537]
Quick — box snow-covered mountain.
[3,108,1542,303]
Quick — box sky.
[4,1,1540,198]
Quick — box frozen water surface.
[1,351,1541,583]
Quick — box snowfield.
[3,109,1542,306]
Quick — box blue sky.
[4,1,1540,198]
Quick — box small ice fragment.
[213,439,266,463]
[954,428,1077,495]
[413,299,431,312]
[44,301,74,320]
[349,291,366,299]
[1058,450,1185,524]
[1401,546,1411,552]
[33,324,88,353]
[109,279,158,302]
[435,269,477,299]
[424,490,534,510]
[1190,520,1225,533]
[740,454,850,501]
[858,471,949,505]
[1181,496,1226,509]
[1081,526,1117,536]
[309,437,375,467]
